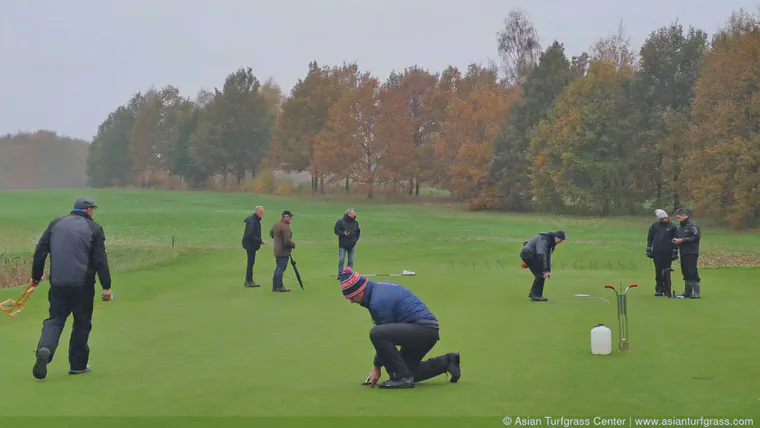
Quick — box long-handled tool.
[604,283,638,352]
[573,294,610,303]
[330,270,416,278]
[1,281,37,317]
[663,267,676,298]
[364,270,416,277]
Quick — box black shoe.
[378,377,414,389]
[446,352,461,383]
[244,281,260,288]
[33,347,51,380]
[654,292,664,296]
[272,286,290,292]
[69,364,91,375]
[529,295,548,302]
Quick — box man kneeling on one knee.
[339,267,461,389]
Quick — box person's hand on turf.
[543,272,551,279]
[368,366,381,387]
[102,289,113,301]
[362,366,381,386]
[261,239,266,245]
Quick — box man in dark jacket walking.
[334,208,360,279]
[339,267,461,389]
[30,197,113,380]
[646,209,679,297]
[673,208,701,298]
[269,210,296,292]
[242,206,265,287]
[520,230,566,301]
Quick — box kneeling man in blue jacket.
[339,267,461,389]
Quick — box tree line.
[0,131,89,189]
[85,8,760,228]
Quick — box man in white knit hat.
[646,209,679,297]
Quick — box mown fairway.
[1,189,759,425]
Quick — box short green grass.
[1,189,758,425]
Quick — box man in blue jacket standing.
[339,267,461,389]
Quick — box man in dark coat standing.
[242,206,265,288]
[340,267,461,389]
[520,230,566,301]
[30,197,113,380]
[646,209,679,297]
[334,208,360,279]
[269,210,296,292]
[673,208,702,299]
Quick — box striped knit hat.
[340,267,367,299]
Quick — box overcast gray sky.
[0,0,755,141]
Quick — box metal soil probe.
[604,283,638,352]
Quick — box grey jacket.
[520,232,558,273]
[32,210,112,289]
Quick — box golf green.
[1,189,758,425]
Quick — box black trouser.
[521,251,546,297]
[272,256,289,288]
[652,253,673,294]
[37,283,95,370]
[369,323,450,382]
[680,254,700,281]
[245,248,257,282]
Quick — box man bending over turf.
[339,267,461,389]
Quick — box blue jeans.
[273,256,289,288]
[338,247,355,276]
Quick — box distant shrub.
[250,169,276,193]
[294,183,311,195]
[274,183,294,196]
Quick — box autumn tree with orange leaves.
[435,65,517,209]
[316,72,389,198]
[684,15,760,227]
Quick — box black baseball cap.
[282,210,293,217]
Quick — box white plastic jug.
[590,324,612,355]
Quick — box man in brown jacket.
[269,210,296,292]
